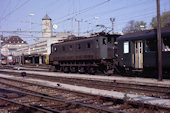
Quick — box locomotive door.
[135,40,143,69]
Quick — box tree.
[150,11,170,29]
[122,20,146,34]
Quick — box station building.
[14,14,68,65]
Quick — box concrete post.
[19,56,21,64]
[39,55,42,64]
[32,56,35,64]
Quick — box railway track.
[44,76,170,99]
[0,76,168,113]
[0,92,56,113]
[1,70,169,99]
[1,64,49,72]
[0,88,115,113]
[0,80,125,113]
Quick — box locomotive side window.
[87,43,91,48]
[78,44,81,49]
[69,45,72,51]
[124,41,129,53]
[108,37,112,43]
[54,47,57,52]
[62,46,65,51]
[96,40,99,48]
[145,39,157,52]
[103,38,107,45]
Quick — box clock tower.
[42,14,52,38]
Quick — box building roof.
[42,14,51,20]
[1,36,9,45]
[5,36,27,44]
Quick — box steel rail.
[0,96,60,113]
[0,75,169,112]
[0,70,169,99]
[0,80,127,113]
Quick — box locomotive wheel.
[78,66,86,73]
[55,65,60,72]
[60,66,64,72]
[70,66,78,73]
[64,67,69,73]
[49,66,56,72]
[88,67,96,75]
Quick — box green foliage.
[150,11,170,28]
[122,20,147,34]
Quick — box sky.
[0,0,169,43]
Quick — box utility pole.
[29,13,35,31]
[156,0,162,81]
[29,13,35,38]
[75,19,82,36]
[110,18,115,34]
[0,34,2,64]
[71,17,74,35]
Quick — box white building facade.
[14,14,68,64]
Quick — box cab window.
[103,38,106,45]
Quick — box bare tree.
[122,20,146,34]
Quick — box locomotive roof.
[52,33,120,46]
[54,36,95,46]
[118,27,170,41]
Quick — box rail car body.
[117,27,170,74]
[49,33,120,74]
[8,56,17,65]
[1,55,16,65]
[1,57,7,65]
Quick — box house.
[1,36,27,56]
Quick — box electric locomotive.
[49,33,120,74]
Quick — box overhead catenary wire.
[42,0,157,33]
[52,0,111,24]
[0,0,11,20]
[0,0,31,23]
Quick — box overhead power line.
[54,0,111,23]
[0,0,31,23]
[0,0,11,20]
[0,30,90,35]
